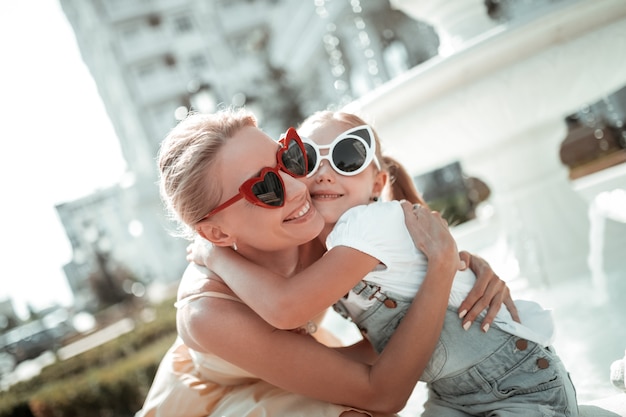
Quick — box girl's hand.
[400,201,464,272]
[186,237,215,267]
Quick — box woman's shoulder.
[176,264,247,352]
[177,263,240,306]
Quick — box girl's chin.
[309,204,342,223]
[322,217,340,227]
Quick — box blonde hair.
[298,110,428,207]
[158,108,257,239]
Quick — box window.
[173,15,193,34]
[189,53,209,72]
[147,14,162,27]
[164,54,177,67]
[136,63,157,79]
[120,25,140,41]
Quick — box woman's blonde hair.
[298,110,428,207]
[158,108,257,239]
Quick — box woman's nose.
[282,171,309,201]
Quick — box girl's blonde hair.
[298,110,428,207]
[158,108,257,239]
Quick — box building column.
[389,0,498,56]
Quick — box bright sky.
[0,1,127,318]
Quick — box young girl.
[191,111,581,416]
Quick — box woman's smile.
[284,200,313,222]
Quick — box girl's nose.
[314,160,335,183]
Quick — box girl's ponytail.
[382,155,428,208]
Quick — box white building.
[56,0,436,304]
[57,0,626,299]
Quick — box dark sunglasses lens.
[281,139,307,176]
[303,143,317,175]
[251,171,284,206]
[333,138,367,173]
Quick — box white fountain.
[346,0,626,288]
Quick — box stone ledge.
[581,394,626,417]
[569,151,626,180]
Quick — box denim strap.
[351,281,397,308]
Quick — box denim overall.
[333,281,579,416]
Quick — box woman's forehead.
[216,127,273,175]
[230,126,274,153]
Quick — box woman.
[137,108,514,416]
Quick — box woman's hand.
[457,251,521,332]
[401,201,464,273]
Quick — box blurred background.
[1,0,625,415]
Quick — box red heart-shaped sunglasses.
[198,127,307,221]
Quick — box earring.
[232,242,238,251]
[371,196,379,202]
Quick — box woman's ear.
[196,222,233,247]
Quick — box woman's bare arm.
[402,203,520,332]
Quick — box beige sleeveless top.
[136,264,372,417]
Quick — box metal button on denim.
[515,339,528,351]
[537,358,550,369]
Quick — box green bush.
[0,395,33,417]
[0,299,177,417]
[28,336,173,417]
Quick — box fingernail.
[463,321,472,331]
[458,310,467,319]
[482,323,490,333]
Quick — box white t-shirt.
[326,201,555,346]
